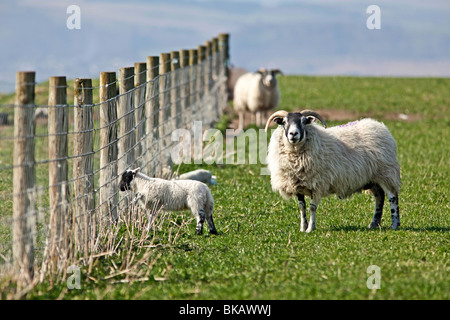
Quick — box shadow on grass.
[328,225,450,232]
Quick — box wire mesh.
[0,43,229,281]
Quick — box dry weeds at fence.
[0,33,229,297]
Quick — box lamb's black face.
[119,170,135,191]
[274,112,313,145]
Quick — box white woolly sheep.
[174,169,217,186]
[265,110,401,232]
[119,168,217,235]
[233,68,282,131]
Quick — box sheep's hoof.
[209,229,218,235]
[195,228,203,235]
[368,221,381,229]
[391,223,400,230]
[234,128,245,136]
[305,226,315,233]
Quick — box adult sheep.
[233,68,282,131]
[265,110,401,232]
[119,168,217,235]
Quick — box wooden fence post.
[189,49,198,124]
[212,37,219,78]
[117,67,135,210]
[134,62,147,169]
[179,49,190,129]
[145,56,159,177]
[196,45,206,122]
[204,40,214,126]
[13,71,36,280]
[99,71,118,223]
[194,45,207,164]
[117,67,135,175]
[48,76,69,256]
[218,33,230,109]
[159,53,172,177]
[170,51,181,131]
[218,33,230,78]
[211,37,220,121]
[73,78,94,255]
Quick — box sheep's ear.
[303,116,315,125]
[272,69,283,75]
[133,167,141,175]
[273,116,284,125]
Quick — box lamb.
[173,169,217,186]
[233,68,282,131]
[265,110,401,232]
[119,168,217,235]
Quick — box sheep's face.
[274,112,314,145]
[119,168,140,191]
[258,69,282,88]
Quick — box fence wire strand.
[0,45,229,281]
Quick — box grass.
[1,76,449,300]
[278,76,450,120]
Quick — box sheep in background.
[35,107,48,119]
[119,168,217,235]
[233,68,283,131]
[265,110,401,232]
[173,169,217,186]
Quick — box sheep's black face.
[258,69,282,88]
[119,170,135,192]
[262,71,276,87]
[275,113,313,145]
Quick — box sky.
[1,0,449,92]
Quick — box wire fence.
[0,33,230,285]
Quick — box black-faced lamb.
[265,110,401,232]
[233,68,282,130]
[119,168,217,235]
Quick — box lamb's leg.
[306,196,320,233]
[205,205,217,235]
[297,194,308,232]
[206,215,217,235]
[368,184,385,229]
[194,209,206,235]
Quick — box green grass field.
[1,76,449,300]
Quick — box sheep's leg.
[206,215,217,235]
[205,204,217,235]
[386,191,400,230]
[194,209,206,235]
[297,194,308,232]
[256,112,261,127]
[378,183,400,230]
[368,184,385,229]
[238,111,244,131]
[132,192,143,207]
[306,196,320,233]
